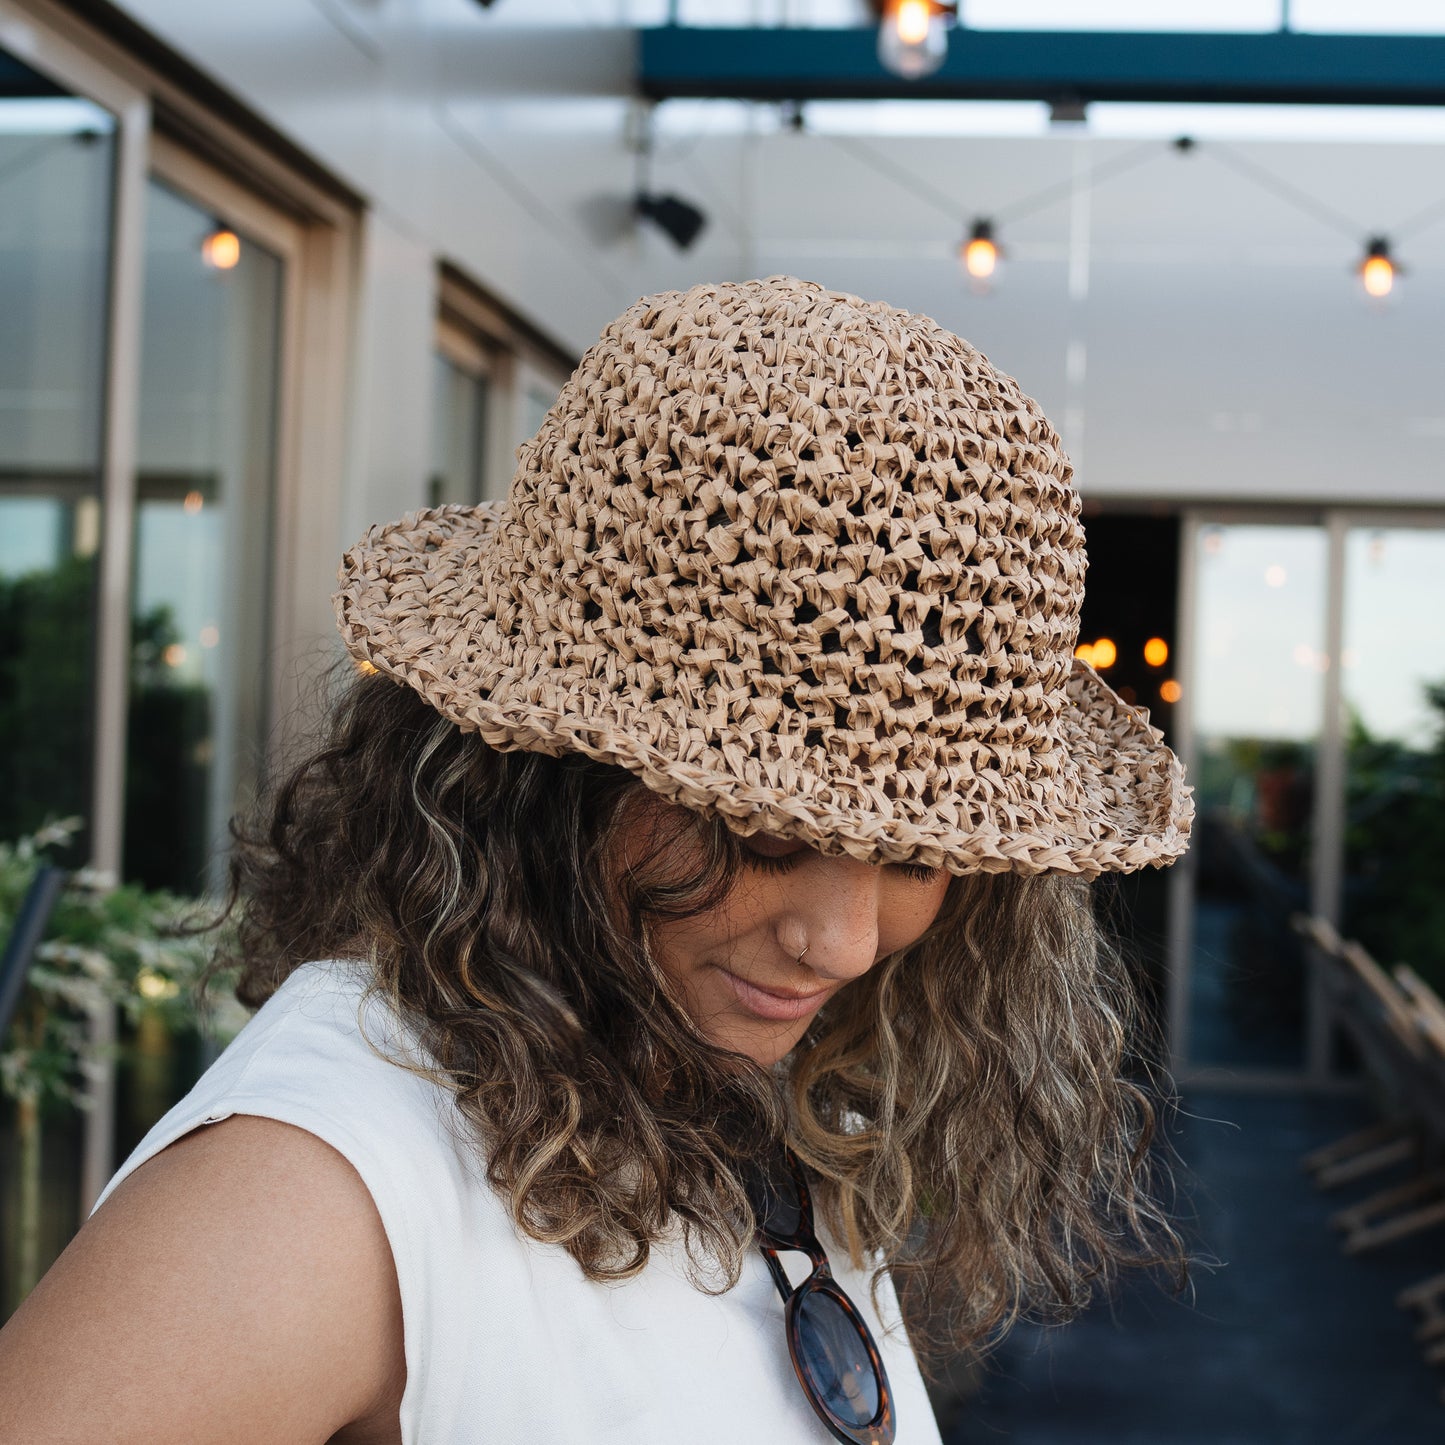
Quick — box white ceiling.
[441,93,1445,500]
[106,0,1445,503]
[424,0,1445,502]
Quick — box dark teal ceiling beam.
[638,27,1445,107]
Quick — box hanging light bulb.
[875,0,952,80]
[960,219,999,280]
[201,227,241,271]
[1358,236,1397,299]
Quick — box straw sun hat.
[335,276,1191,877]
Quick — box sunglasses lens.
[796,1288,881,1429]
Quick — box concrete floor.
[943,1091,1445,1445]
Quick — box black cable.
[824,131,965,223]
[831,121,1445,264]
[993,139,1165,225]
[1201,143,1364,243]
[1389,190,1445,243]
[827,130,1171,228]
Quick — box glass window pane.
[1187,523,1328,1071]
[0,60,115,862]
[1340,527,1445,997]
[125,179,283,894]
[429,351,487,507]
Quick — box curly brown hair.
[223,667,1184,1358]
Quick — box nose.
[778,855,883,983]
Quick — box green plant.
[0,819,238,1310]
[0,552,213,891]
[1343,684,1445,994]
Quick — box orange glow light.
[1160,679,1182,704]
[1361,254,1393,298]
[894,0,932,46]
[1092,637,1117,668]
[162,643,187,668]
[963,236,997,279]
[183,490,204,514]
[202,228,241,270]
[1143,636,1169,667]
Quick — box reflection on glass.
[1341,527,1445,998]
[429,351,487,507]
[1188,524,1327,1070]
[125,179,282,894]
[0,67,115,858]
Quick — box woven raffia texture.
[336,277,1192,876]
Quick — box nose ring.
[796,945,810,964]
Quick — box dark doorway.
[1077,506,1182,1048]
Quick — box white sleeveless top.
[98,961,943,1445]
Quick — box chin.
[723,1025,807,1069]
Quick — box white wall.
[344,210,437,543]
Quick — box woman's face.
[623,801,953,1067]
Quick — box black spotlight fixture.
[634,191,707,250]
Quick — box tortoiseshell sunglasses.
[744,1148,897,1445]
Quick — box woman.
[0,277,1191,1444]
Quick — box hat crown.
[495,277,1085,790]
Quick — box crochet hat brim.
[335,502,1192,878]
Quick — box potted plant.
[0,818,237,1312]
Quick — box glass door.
[430,313,491,508]
[123,155,300,898]
[0,38,123,1318]
[1174,513,1445,1079]
[1179,521,1329,1073]
[1338,524,1445,1011]
[0,56,116,861]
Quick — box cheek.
[648,913,716,987]
[876,874,953,956]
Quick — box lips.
[715,967,833,1023]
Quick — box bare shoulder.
[0,1114,405,1445]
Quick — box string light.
[1143,637,1169,667]
[201,227,241,270]
[874,0,953,80]
[1160,680,1182,704]
[960,219,999,280]
[1074,638,1117,670]
[1359,236,1398,299]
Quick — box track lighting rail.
[639,27,1445,108]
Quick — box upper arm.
[0,1114,405,1445]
